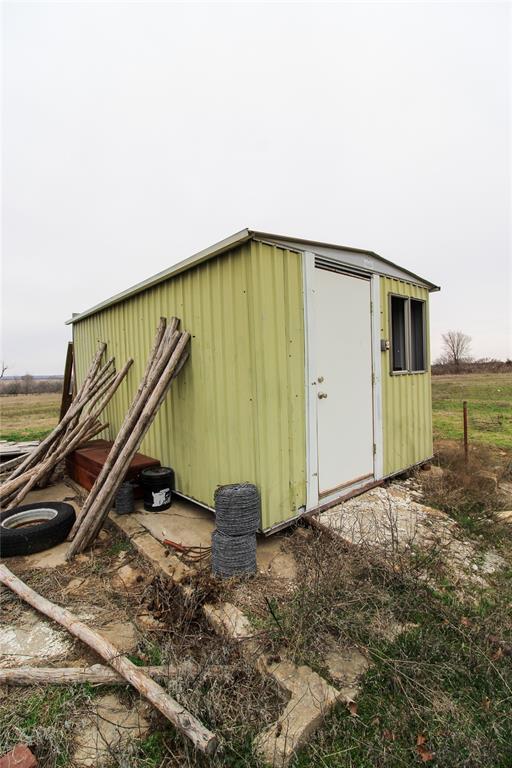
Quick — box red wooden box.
[66,440,160,496]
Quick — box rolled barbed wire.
[214,483,260,537]
[114,482,135,515]
[211,530,256,578]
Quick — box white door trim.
[303,255,384,512]
[302,251,319,511]
[371,274,384,480]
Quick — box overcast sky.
[2,1,510,375]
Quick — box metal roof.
[66,228,440,324]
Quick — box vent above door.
[314,256,370,280]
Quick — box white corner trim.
[371,275,384,479]
[302,251,319,511]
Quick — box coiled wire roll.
[211,529,256,577]
[214,483,260,537]
[114,482,135,515]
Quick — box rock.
[480,550,507,575]
[64,577,87,595]
[203,602,255,641]
[324,646,371,689]
[136,612,167,631]
[111,564,148,592]
[0,744,37,768]
[73,693,150,766]
[425,464,444,478]
[99,621,138,652]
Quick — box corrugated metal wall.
[73,240,306,531]
[379,277,433,476]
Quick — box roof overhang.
[66,228,439,325]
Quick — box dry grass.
[258,525,512,768]
[0,392,60,441]
[432,372,512,449]
[419,443,511,542]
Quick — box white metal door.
[315,267,374,495]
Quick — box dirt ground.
[0,517,287,767]
[1,448,511,767]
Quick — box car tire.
[0,502,76,558]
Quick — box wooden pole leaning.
[68,331,190,556]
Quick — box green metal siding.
[380,277,433,476]
[73,241,306,531]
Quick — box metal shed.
[68,229,439,533]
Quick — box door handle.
[318,392,328,399]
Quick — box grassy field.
[432,373,512,450]
[0,393,60,441]
[1,374,510,449]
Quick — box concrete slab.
[0,610,71,666]
[130,497,215,548]
[128,496,298,579]
[21,480,80,506]
[22,542,70,570]
[73,693,150,767]
[98,621,138,653]
[316,482,507,584]
[255,659,342,768]
[109,512,192,584]
[257,536,297,580]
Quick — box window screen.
[391,296,407,371]
[410,299,425,371]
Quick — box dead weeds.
[419,443,511,545]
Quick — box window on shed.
[391,296,408,371]
[410,299,426,371]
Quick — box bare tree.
[441,331,472,369]
[0,362,8,379]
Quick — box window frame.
[388,293,427,375]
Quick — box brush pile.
[0,346,133,509]
[67,316,190,557]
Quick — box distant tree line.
[432,359,512,375]
[433,331,512,375]
[0,374,63,395]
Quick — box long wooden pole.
[69,332,190,555]
[0,564,217,755]
[0,663,198,686]
[8,343,107,480]
[4,420,108,509]
[59,342,74,421]
[1,359,132,505]
[69,321,168,538]
[463,400,469,465]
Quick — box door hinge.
[372,372,376,386]
[373,443,377,455]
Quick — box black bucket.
[140,467,174,512]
